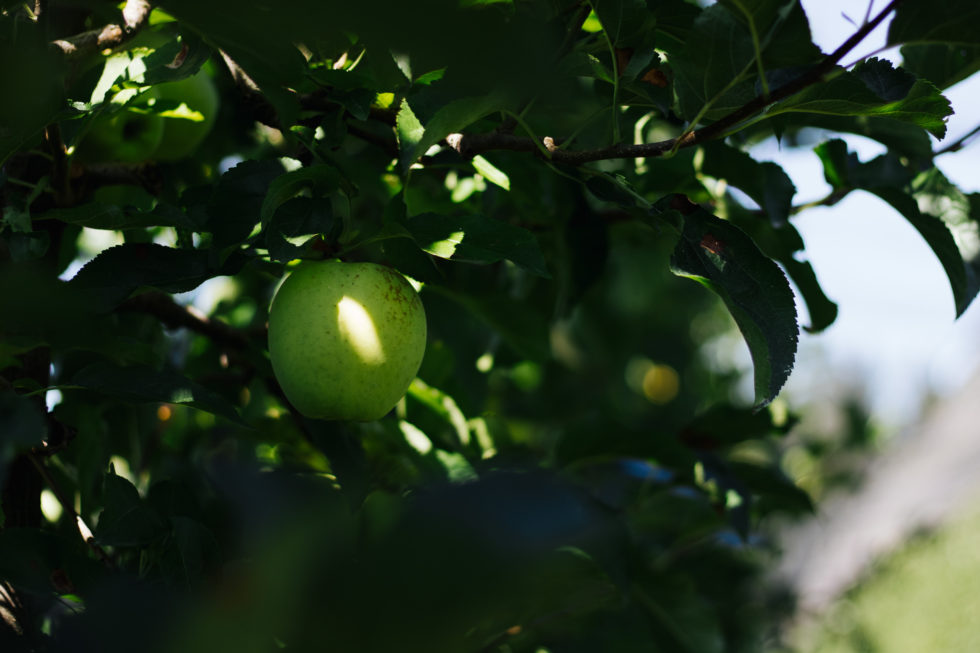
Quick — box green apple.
[74,104,164,163]
[151,70,219,161]
[268,261,427,421]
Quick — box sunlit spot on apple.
[337,296,385,365]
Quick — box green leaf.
[3,204,32,233]
[208,159,285,247]
[782,256,838,333]
[425,286,551,362]
[0,391,46,490]
[671,5,757,120]
[96,472,168,547]
[654,195,798,408]
[632,577,725,653]
[774,113,934,162]
[68,243,247,310]
[876,185,970,313]
[721,197,838,332]
[585,176,636,208]
[157,0,306,124]
[0,264,155,364]
[70,361,247,424]
[406,212,549,277]
[900,43,980,90]
[396,99,425,171]
[584,171,651,211]
[755,1,822,69]
[0,391,44,448]
[727,460,813,514]
[815,141,979,316]
[908,170,980,316]
[0,529,92,595]
[768,59,952,139]
[5,232,49,262]
[471,155,510,191]
[138,29,214,86]
[650,0,702,51]
[398,92,511,170]
[147,479,203,520]
[159,516,221,587]
[379,232,445,285]
[37,201,203,232]
[718,0,785,39]
[308,69,377,121]
[263,197,335,263]
[854,56,918,101]
[417,93,510,159]
[888,0,980,47]
[0,16,66,166]
[259,164,340,224]
[590,0,658,47]
[814,139,914,190]
[680,403,780,449]
[814,138,850,188]
[700,142,796,224]
[562,207,610,315]
[718,0,823,71]
[405,378,471,452]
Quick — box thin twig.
[345,123,399,157]
[443,0,902,165]
[118,291,253,350]
[218,49,261,94]
[862,0,875,26]
[71,161,164,197]
[788,187,854,215]
[935,122,980,156]
[749,186,854,218]
[114,293,320,441]
[51,0,152,59]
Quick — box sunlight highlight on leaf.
[471,155,510,191]
[423,229,465,258]
[157,103,205,122]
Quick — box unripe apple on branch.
[268,261,428,421]
[151,69,220,161]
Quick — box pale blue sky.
[771,1,980,424]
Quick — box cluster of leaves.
[2,0,979,650]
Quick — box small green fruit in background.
[151,70,220,161]
[268,261,427,421]
[74,104,164,163]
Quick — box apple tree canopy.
[1,0,979,650]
